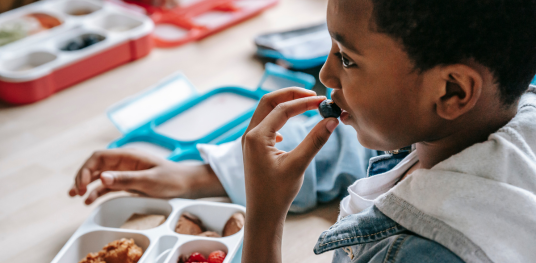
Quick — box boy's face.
[320,0,441,151]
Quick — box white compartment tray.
[51,197,245,263]
[0,0,154,82]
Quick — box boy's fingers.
[84,170,153,204]
[72,149,159,196]
[74,168,96,196]
[275,132,283,143]
[74,150,109,194]
[259,96,326,135]
[85,185,113,205]
[286,118,339,171]
[99,170,151,191]
[69,186,77,196]
[245,87,317,136]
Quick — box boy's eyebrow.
[330,31,363,55]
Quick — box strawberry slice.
[187,252,207,262]
[208,250,227,263]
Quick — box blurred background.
[1,0,41,14]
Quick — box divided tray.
[0,0,154,104]
[51,197,245,263]
[120,0,278,47]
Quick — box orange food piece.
[78,238,143,263]
[27,13,61,29]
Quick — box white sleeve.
[197,138,246,206]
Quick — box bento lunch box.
[118,0,278,48]
[106,63,318,161]
[0,0,154,105]
[50,197,246,263]
[255,23,330,70]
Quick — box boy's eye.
[334,52,355,68]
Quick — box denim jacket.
[313,152,464,263]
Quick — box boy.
[240,0,536,262]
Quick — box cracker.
[120,213,166,230]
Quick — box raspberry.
[208,250,227,263]
[187,252,207,262]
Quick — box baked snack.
[175,212,205,235]
[198,231,221,238]
[78,238,143,263]
[120,213,166,230]
[78,252,104,263]
[223,213,245,237]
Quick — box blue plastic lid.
[257,63,316,91]
[107,72,198,134]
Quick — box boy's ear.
[435,64,483,120]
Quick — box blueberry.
[62,38,84,51]
[318,99,342,118]
[83,34,102,47]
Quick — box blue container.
[255,23,330,70]
[107,63,317,161]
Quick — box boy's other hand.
[68,149,225,205]
[241,87,338,263]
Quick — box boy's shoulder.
[314,206,463,263]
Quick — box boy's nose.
[319,56,342,90]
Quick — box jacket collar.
[314,205,406,254]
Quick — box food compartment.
[143,236,179,263]
[192,11,235,29]
[60,0,103,16]
[54,230,150,263]
[154,93,257,142]
[94,197,172,229]
[60,33,106,51]
[95,13,144,32]
[171,240,229,263]
[0,12,63,47]
[171,203,245,237]
[153,23,190,41]
[1,51,57,72]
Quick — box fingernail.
[326,119,338,133]
[101,172,114,186]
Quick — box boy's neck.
[415,105,518,170]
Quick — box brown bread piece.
[223,213,245,237]
[198,231,221,238]
[175,212,205,235]
[120,213,166,230]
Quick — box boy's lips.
[340,110,350,123]
[331,97,351,123]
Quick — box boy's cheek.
[351,113,409,151]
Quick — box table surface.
[0,0,340,262]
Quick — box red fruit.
[187,252,207,262]
[208,250,227,263]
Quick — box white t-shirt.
[339,151,418,218]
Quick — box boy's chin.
[355,132,403,152]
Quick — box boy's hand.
[68,149,226,204]
[241,87,338,263]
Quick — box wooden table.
[0,0,340,262]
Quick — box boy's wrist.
[243,207,287,263]
[164,162,227,199]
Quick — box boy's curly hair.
[371,0,536,105]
